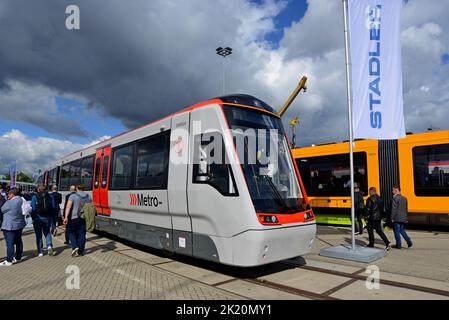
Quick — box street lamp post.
[290,116,300,148]
[216,47,233,95]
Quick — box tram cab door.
[93,146,112,215]
[187,106,243,263]
[168,113,193,256]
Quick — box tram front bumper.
[231,222,317,267]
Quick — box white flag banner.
[348,0,405,139]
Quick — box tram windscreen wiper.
[263,175,288,210]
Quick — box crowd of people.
[0,183,92,267]
[353,185,413,250]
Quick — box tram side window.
[52,168,59,187]
[69,159,82,187]
[192,132,238,196]
[102,156,109,188]
[135,132,169,189]
[111,144,134,189]
[48,167,59,189]
[37,175,44,187]
[94,158,101,189]
[46,171,52,189]
[81,156,94,191]
[413,143,449,197]
[297,152,368,196]
[60,164,71,191]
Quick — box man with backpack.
[49,185,62,237]
[365,187,391,250]
[31,185,55,256]
[63,184,91,257]
[62,185,76,244]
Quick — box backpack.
[35,192,53,216]
[72,192,90,219]
[80,202,97,232]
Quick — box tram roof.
[60,95,277,162]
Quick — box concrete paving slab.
[369,244,449,282]
[158,261,234,285]
[379,272,449,292]
[259,268,349,295]
[330,280,449,300]
[304,258,363,274]
[118,249,173,266]
[217,280,310,300]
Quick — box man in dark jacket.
[365,187,391,250]
[353,184,365,235]
[49,185,62,236]
[391,186,413,249]
[31,185,54,256]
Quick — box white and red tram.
[48,95,316,267]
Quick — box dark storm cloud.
[1,0,447,149]
[9,110,88,138]
[0,81,89,137]
[0,0,282,131]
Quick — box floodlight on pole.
[290,116,300,148]
[216,47,233,95]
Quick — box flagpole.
[342,0,356,251]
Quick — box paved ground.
[0,228,242,300]
[312,226,449,283]
[0,225,448,300]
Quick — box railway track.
[78,230,449,300]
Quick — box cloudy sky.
[0,0,448,176]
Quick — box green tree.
[4,171,34,183]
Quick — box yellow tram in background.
[292,130,449,227]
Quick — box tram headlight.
[263,215,278,223]
[259,214,279,225]
[304,212,313,220]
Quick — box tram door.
[168,112,192,255]
[93,146,112,215]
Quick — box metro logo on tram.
[129,194,160,207]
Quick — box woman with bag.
[0,188,27,266]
